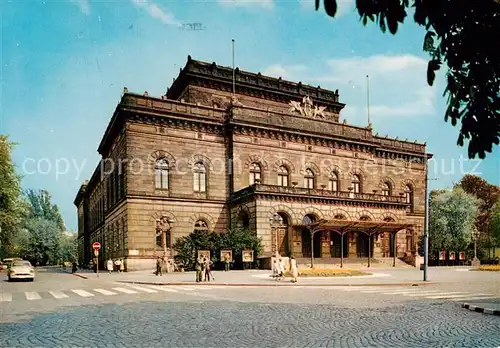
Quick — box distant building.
[74,56,431,271]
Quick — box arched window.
[155,158,169,189]
[382,182,391,196]
[193,220,209,233]
[352,174,361,193]
[240,212,250,230]
[249,163,261,185]
[334,214,346,220]
[359,216,371,221]
[277,165,289,187]
[405,185,413,210]
[304,168,315,189]
[193,162,206,192]
[328,172,339,191]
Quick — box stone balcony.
[230,184,410,207]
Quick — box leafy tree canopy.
[455,174,500,243]
[20,218,63,266]
[317,0,500,159]
[0,135,27,247]
[25,189,66,231]
[490,198,500,247]
[173,228,262,271]
[429,187,479,254]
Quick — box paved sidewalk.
[68,268,434,287]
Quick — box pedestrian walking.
[115,259,122,272]
[224,252,231,272]
[106,259,113,274]
[195,258,203,282]
[119,258,124,272]
[289,256,298,283]
[277,258,284,281]
[272,259,279,279]
[203,257,214,282]
[156,256,163,276]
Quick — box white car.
[8,260,35,282]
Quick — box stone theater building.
[75,56,430,271]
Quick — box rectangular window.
[328,180,338,191]
[162,171,168,189]
[353,182,360,193]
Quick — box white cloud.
[70,0,90,15]
[130,0,181,26]
[218,0,274,10]
[299,0,355,17]
[262,64,308,80]
[262,54,437,127]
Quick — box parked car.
[8,260,35,282]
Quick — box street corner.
[461,303,500,316]
[71,272,89,279]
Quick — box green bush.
[173,228,262,271]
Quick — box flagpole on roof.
[366,75,371,127]
[232,39,236,97]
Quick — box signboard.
[439,251,446,260]
[198,250,210,260]
[459,251,466,260]
[92,242,101,251]
[242,249,254,263]
[449,252,456,260]
[221,250,232,262]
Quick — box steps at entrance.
[295,257,415,269]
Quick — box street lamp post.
[472,227,481,267]
[423,156,430,281]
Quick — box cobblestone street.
[2,269,500,347]
[2,299,500,348]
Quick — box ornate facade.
[74,56,430,271]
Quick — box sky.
[1,0,499,231]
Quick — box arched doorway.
[301,214,320,258]
[277,212,290,256]
[357,216,372,258]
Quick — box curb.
[116,280,433,287]
[462,303,500,316]
[72,273,89,279]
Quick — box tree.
[0,135,27,256]
[19,218,63,266]
[58,233,78,263]
[316,0,500,159]
[491,198,500,247]
[172,228,262,270]
[25,189,65,231]
[455,174,500,246]
[428,188,479,258]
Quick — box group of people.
[272,256,298,283]
[156,256,175,276]
[106,258,124,273]
[195,256,214,282]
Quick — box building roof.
[166,55,346,112]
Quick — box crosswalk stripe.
[380,290,428,295]
[148,286,179,293]
[25,292,41,300]
[72,289,94,297]
[360,288,410,293]
[425,293,477,299]
[112,287,138,294]
[93,289,117,296]
[126,285,157,293]
[174,286,196,291]
[402,291,443,296]
[0,293,12,302]
[49,291,69,299]
[450,296,500,301]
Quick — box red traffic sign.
[92,242,101,251]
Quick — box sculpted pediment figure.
[289,96,326,118]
